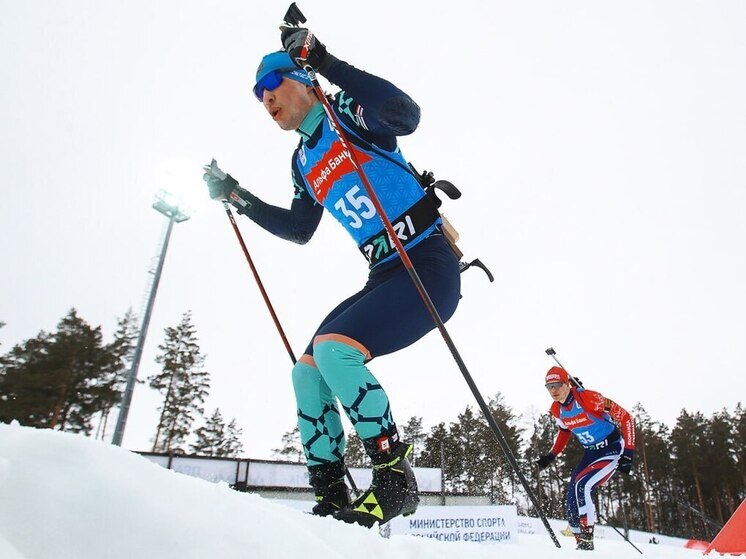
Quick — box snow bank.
[0,423,701,559]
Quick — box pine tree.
[220,418,244,457]
[419,422,458,490]
[95,309,138,441]
[734,403,746,490]
[0,309,119,433]
[0,330,55,425]
[429,395,524,501]
[702,409,739,523]
[344,431,368,467]
[191,409,244,457]
[400,416,425,466]
[0,321,5,374]
[670,410,712,539]
[419,422,450,474]
[623,404,670,533]
[191,408,226,456]
[447,406,486,493]
[149,312,210,453]
[54,311,114,432]
[272,425,304,462]
[479,393,524,504]
[527,409,564,518]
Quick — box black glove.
[280,26,331,72]
[617,449,634,475]
[536,453,556,469]
[204,173,238,201]
[202,159,237,200]
[202,159,256,215]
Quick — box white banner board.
[387,505,518,544]
[139,454,442,492]
[167,456,242,485]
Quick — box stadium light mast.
[112,190,190,447]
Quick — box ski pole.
[223,201,296,364]
[597,511,644,554]
[545,347,584,388]
[631,472,722,534]
[546,468,643,554]
[222,201,361,495]
[283,4,560,547]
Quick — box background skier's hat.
[254,51,312,98]
[545,366,569,385]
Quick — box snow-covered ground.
[0,423,705,559]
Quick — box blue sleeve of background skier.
[324,59,421,144]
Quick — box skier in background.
[537,366,636,550]
[203,27,461,527]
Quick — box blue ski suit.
[549,388,636,531]
[235,58,461,465]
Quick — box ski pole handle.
[545,347,582,388]
[283,2,306,26]
[282,4,315,67]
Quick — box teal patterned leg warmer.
[291,357,346,466]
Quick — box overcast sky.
[1,1,745,458]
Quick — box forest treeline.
[2,311,744,540]
[0,309,242,456]
[274,396,745,541]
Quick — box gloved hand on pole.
[202,159,256,214]
[536,453,556,470]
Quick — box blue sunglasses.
[253,68,297,101]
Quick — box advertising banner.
[387,505,518,544]
[139,454,442,492]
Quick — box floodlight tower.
[112,190,190,447]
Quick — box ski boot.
[308,461,350,517]
[334,432,419,528]
[575,525,594,551]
